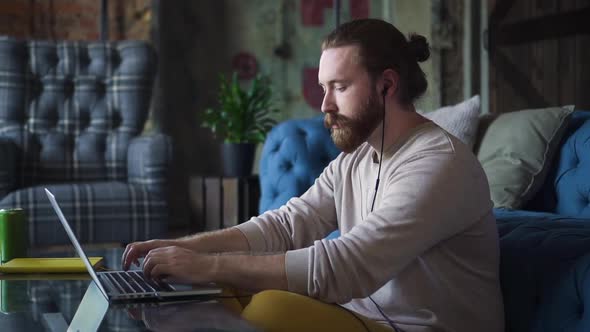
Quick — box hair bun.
[408,34,430,62]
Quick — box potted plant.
[201,72,279,177]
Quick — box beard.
[324,91,382,153]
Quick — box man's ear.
[381,68,399,97]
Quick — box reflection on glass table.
[0,273,92,331]
[73,282,258,332]
[0,246,259,332]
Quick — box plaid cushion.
[128,133,172,197]
[0,37,171,246]
[0,139,17,197]
[0,37,156,185]
[0,183,168,246]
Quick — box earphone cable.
[368,91,404,332]
[369,92,386,212]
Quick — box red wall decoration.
[350,0,369,20]
[301,0,370,111]
[300,0,369,27]
[300,0,334,26]
[232,52,259,80]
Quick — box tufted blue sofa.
[0,37,172,247]
[259,110,590,331]
[259,116,340,212]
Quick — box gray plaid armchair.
[0,37,172,247]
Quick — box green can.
[0,208,28,264]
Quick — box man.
[123,19,504,332]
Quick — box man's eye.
[336,86,347,92]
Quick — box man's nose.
[321,91,336,114]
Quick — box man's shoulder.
[394,124,457,159]
[395,124,483,174]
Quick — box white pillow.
[419,95,481,149]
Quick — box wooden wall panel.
[440,0,464,106]
[531,0,558,107]
[559,1,578,107]
[489,0,588,113]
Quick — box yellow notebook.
[0,257,104,274]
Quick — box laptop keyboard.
[99,271,173,295]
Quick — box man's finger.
[122,244,134,270]
[149,264,171,281]
[142,251,166,279]
[148,245,178,254]
[123,244,143,271]
[121,244,130,269]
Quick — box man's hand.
[122,239,176,271]
[121,230,286,291]
[142,246,216,284]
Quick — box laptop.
[45,188,222,303]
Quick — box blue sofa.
[259,111,590,331]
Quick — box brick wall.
[0,0,150,40]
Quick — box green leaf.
[198,72,279,144]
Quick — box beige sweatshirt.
[235,122,504,332]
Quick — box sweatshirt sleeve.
[234,156,341,252]
[284,149,494,304]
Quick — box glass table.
[0,246,259,331]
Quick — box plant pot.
[221,143,256,177]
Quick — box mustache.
[324,113,350,128]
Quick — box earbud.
[381,84,390,97]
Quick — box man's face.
[318,46,382,153]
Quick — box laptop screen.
[45,188,109,300]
